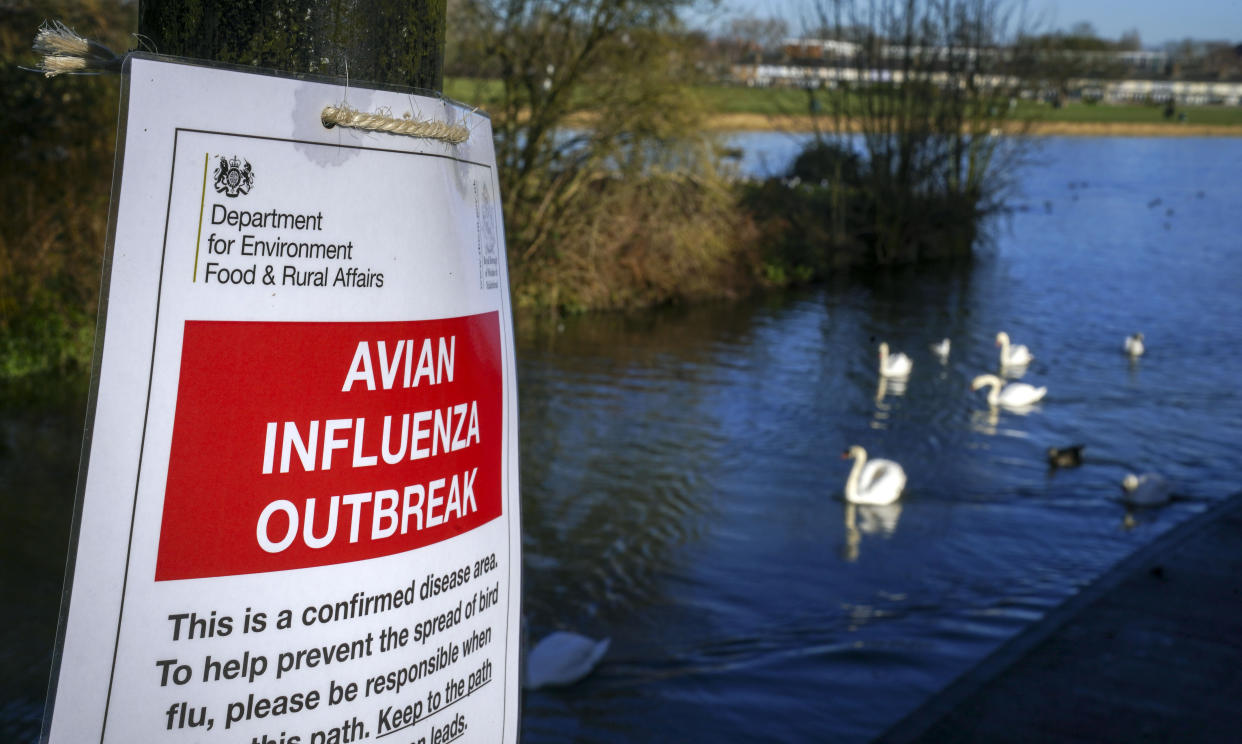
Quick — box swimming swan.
[1125,333,1145,358]
[1122,473,1172,507]
[878,342,913,378]
[995,332,1034,367]
[971,374,1047,408]
[931,338,951,361]
[841,445,907,506]
[525,632,610,689]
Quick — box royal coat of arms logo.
[213,155,254,197]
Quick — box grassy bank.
[447,77,1242,134]
[694,85,1242,128]
[702,113,1242,136]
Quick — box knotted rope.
[31,22,472,144]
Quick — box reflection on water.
[6,138,1242,742]
[999,361,1030,378]
[874,374,907,403]
[842,502,904,562]
[872,375,907,429]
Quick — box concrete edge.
[876,491,1242,744]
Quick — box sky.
[720,0,1242,46]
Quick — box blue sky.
[720,0,1242,46]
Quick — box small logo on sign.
[213,155,254,197]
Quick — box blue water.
[4,136,1242,742]
[516,136,1242,741]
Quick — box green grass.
[446,77,1242,127]
[443,78,504,110]
[691,85,818,115]
[1014,100,1242,126]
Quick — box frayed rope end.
[33,20,121,77]
[40,55,88,78]
[34,21,91,56]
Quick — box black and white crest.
[213,156,254,197]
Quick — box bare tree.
[451,0,722,258]
[798,0,1036,263]
[726,15,790,62]
[449,0,760,311]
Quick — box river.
[4,136,1242,741]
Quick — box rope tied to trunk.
[321,105,470,144]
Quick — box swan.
[971,374,1047,408]
[1122,473,1172,507]
[1125,333,1145,358]
[931,338,951,360]
[995,331,1034,367]
[525,632,610,689]
[878,342,913,378]
[841,445,906,505]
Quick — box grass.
[692,85,819,115]
[444,78,504,109]
[1014,100,1242,126]
[446,77,1242,128]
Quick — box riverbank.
[703,112,1242,136]
[446,79,1242,136]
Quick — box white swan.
[841,445,907,505]
[930,338,951,361]
[525,632,610,689]
[1122,473,1172,507]
[971,374,1047,408]
[995,331,1034,367]
[878,342,913,378]
[1125,333,1145,358]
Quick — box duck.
[1124,333,1145,358]
[930,338,951,360]
[525,632,611,689]
[841,445,907,506]
[971,374,1047,408]
[1047,444,1084,468]
[1121,473,1172,507]
[878,342,913,378]
[995,331,1034,368]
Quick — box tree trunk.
[138,0,445,91]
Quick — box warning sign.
[158,315,504,580]
[42,56,520,744]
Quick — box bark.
[138,0,445,90]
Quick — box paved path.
[879,492,1242,743]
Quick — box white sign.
[43,56,521,744]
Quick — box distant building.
[734,38,1240,105]
[731,62,1242,105]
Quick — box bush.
[0,1,135,380]
[511,167,761,312]
[744,0,1032,276]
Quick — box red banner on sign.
[156,312,504,581]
